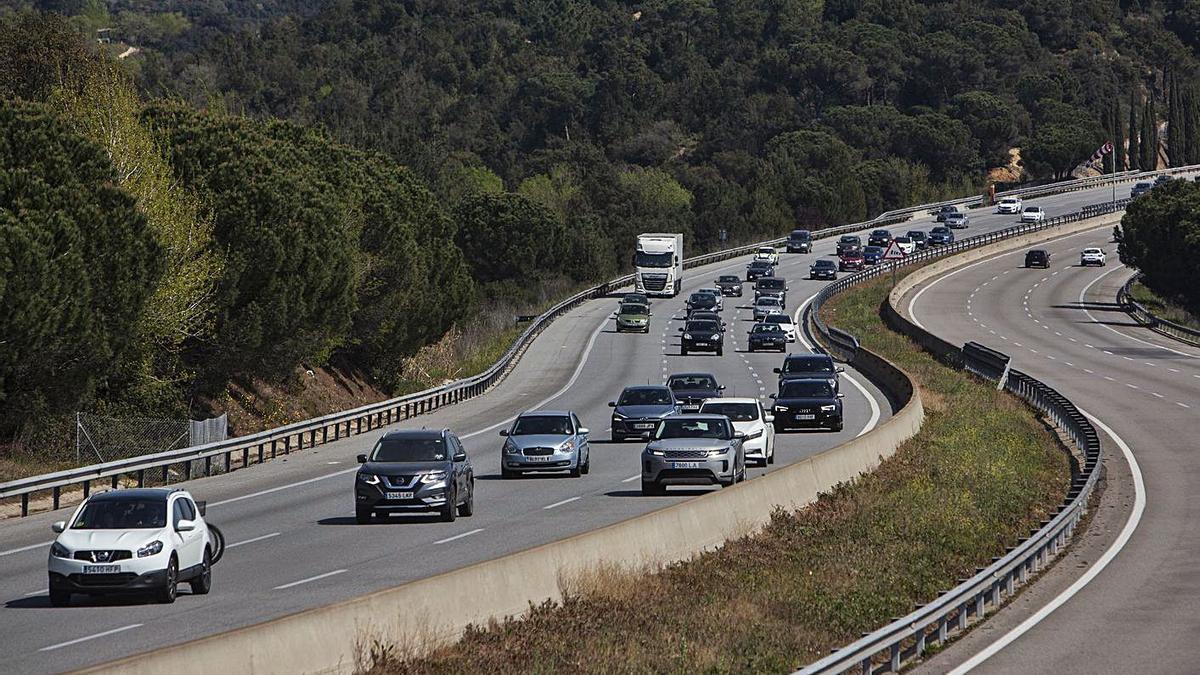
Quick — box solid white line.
[622,474,641,483]
[0,541,48,557]
[1077,267,1198,359]
[543,496,582,510]
[1178,402,1191,408]
[40,624,144,652]
[210,468,359,508]
[949,410,1144,674]
[434,528,484,545]
[225,532,282,549]
[25,588,47,597]
[273,569,347,590]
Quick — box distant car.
[356,428,475,523]
[640,414,746,495]
[861,245,884,265]
[836,235,863,256]
[696,287,724,311]
[754,246,780,266]
[699,398,775,466]
[1080,247,1107,267]
[1021,206,1046,223]
[786,229,812,253]
[687,310,725,327]
[810,259,838,280]
[1025,249,1051,268]
[715,274,744,297]
[867,229,893,247]
[1130,181,1153,198]
[770,378,845,432]
[500,411,590,478]
[928,227,954,245]
[944,212,969,229]
[753,296,786,321]
[839,250,865,271]
[774,353,842,391]
[893,236,916,255]
[620,292,650,309]
[906,230,928,249]
[762,313,798,342]
[748,323,788,352]
[680,319,725,356]
[609,385,679,442]
[686,291,719,313]
[667,372,725,412]
[614,302,651,333]
[934,205,962,222]
[754,276,788,303]
[996,197,1023,214]
[1153,174,1173,187]
[47,488,214,606]
[746,260,775,281]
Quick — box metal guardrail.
[1,166,1182,518]
[795,199,1123,675]
[1116,273,1200,347]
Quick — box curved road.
[0,177,1165,673]
[906,224,1200,673]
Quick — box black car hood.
[779,372,836,382]
[361,460,448,475]
[774,396,839,408]
[671,388,721,401]
[614,404,676,418]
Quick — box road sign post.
[881,241,906,287]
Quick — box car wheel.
[831,420,844,433]
[501,467,516,479]
[570,456,583,478]
[458,482,475,517]
[641,480,664,496]
[681,347,688,356]
[49,588,71,607]
[717,345,724,356]
[441,487,458,522]
[157,557,178,604]
[773,422,785,434]
[355,505,373,523]
[767,443,775,465]
[190,548,212,595]
[582,452,591,475]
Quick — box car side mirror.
[836,366,845,373]
[769,393,777,399]
[837,393,845,399]
[608,401,616,407]
[52,521,66,533]
[678,327,684,332]
[718,385,726,390]
[454,452,467,462]
[498,429,509,437]
[578,427,590,435]
[772,367,781,374]
[357,454,368,463]
[176,519,196,533]
[764,413,775,423]
[733,431,747,440]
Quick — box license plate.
[671,461,703,469]
[795,414,816,420]
[83,565,120,574]
[693,342,709,346]
[386,491,414,500]
[634,423,655,430]
[524,456,553,462]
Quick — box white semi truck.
[634,233,683,297]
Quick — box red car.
[838,251,865,271]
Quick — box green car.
[615,303,651,333]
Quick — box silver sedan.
[500,410,591,478]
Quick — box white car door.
[171,497,205,568]
[760,401,775,459]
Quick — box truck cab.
[635,233,684,297]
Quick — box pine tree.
[1111,97,1125,172]
[1185,84,1200,165]
[1167,71,1182,167]
[1128,91,1140,170]
[1142,97,1158,170]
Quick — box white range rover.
[996,196,1023,214]
[47,488,214,606]
[699,397,776,467]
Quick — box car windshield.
[690,294,715,305]
[718,275,739,283]
[619,388,673,406]
[784,356,833,373]
[668,375,718,390]
[623,294,647,304]
[757,248,775,254]
[750,261,771,268]
[931,227,949,234]
[757,279,784,289]
[1023,207,1038,212]
[656,418,730,439]
[814,260,835,268]
[1083,248,1102,254]
[371,436,446,462]
[757,297,781,306]
[635,251,673,268]
[895,237,911,243]
[687,321,720,332]
[908,231,924,238]
[699,402,759,422]
[71,498,168,529]
[752,324,783,333]
[780,380,835,398]
[790,230,810,240]
[839,236,859,243]
[512,415,572,436]
[872,230,890,236]
[764,314,792,325]
[1136,182,1151,188]
[1001,198,1019,204]
[618,304,646,316]
[863,246,883,255]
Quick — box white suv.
[1080,247,1107,266]
[699,398,776,466]
[1020,206,1046,223]
[48,488,214,606]
[754,246,780,266]
[996,196,1022,214]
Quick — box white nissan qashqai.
[48,488,213,606]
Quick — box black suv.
[680,319,724,356]
[355,429,475,523]
[786,229,812,253]
[928,227,954,245]
[770,378,845,432]
[754,276,787,303]
[715,274,743,297]
[836,235,862,256]
[685,291,719,313]
[906,230,928,249]
[1024,249,1050,268]
[775,353,842,391]
[746,260,774,281]
[810,259,838,280]
[867,229,892,247]
[667,372,725,412]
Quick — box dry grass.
[1129,280,1200,332]
[361,275,1070,674]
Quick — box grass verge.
[361,275,1069,674]
[1129,280,1200,332]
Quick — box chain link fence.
[75,413,229,479]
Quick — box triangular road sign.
[882,241,906,260]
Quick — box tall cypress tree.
[1128,91,1141,170]
[1167,72,1182,167]
[1185,84,1200,165]
[1112,97,1125,172]
[1142,97,1158,170]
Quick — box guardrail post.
[225,451,232,473]
[356,418,362,435]
[184,460,192,482]
[283,436,291,455]
[991,581,1001,606]
[271,440,277,459]
[204,456,211,477]
[1006,571,1015,595]
[242,447,248,469]
[162,464,169,483]
[137,469,144,487]
[111,475,118,489]
[915,628,926,657]
[938,617,948,644]
[258,443,265,464]
[82,480,90,499]
[861,657,872,675]
[975,592,985,619]
[890,643,901,672]
[52,486,60,510]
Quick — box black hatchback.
[1025,249,1050,268]
[355,429,475,523]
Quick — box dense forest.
[2,0,1199,459]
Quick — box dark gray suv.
[355,429,474,523]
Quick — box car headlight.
[708,447,729,457]
[774,405,788,412]
[683,333,693,339]
[50,542,71,559]
[421,471,448,484]
[504,439,519,454]
[745,429,763,440]
[559,439,576,452]
[612,411,627,420]
[137,540,163,558]
[358,472,380,485]
[648,448,664,456]
[820,404,837,412]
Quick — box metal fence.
[1116,273,1200,347]
[0,167,1185,518]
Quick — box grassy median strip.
[1129,280,1200,332]
[364,275,1068,674]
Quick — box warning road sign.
[882,241,906,261]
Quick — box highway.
[0,176,1163,673]
[904,224,1200,673]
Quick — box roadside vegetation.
[1129,280,1200,332]
[360,275,1068,674]
[1119,180,1200,323]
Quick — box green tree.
[454,192,569,285]
[1119,181,1200,313]
[1127,91,1141,171]
[1024,120,1102,179]
[949,91,1017,166]
[1142,97,1159,170]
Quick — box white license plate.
[795,414,816,420]
[634,423,655,430]
[385,491,414,500]
[83,565,120,574]
[524,456,553,462]
[671,461,703,469]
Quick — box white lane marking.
[210,468,359,508]
[793,294,881,437]
[0,541,48,557]
[434,528,484,545]
[1102,350,1113,355]
[1152,392,1165,399]
[1083,368,1094,374]
[543,496,582,510]
[949,411,1144,674]
[39,624,144,652]
[273,569,347,590]
[622,474,641,483]
[1104,376,1116,381]
[1064,362,1074,367]
[1169,368,1180,373]
[1178,402,1191,408]
[225,532,282,549]
[24,588,47,597]
[1126,383,1139,389]
[1077,268,1198,359]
